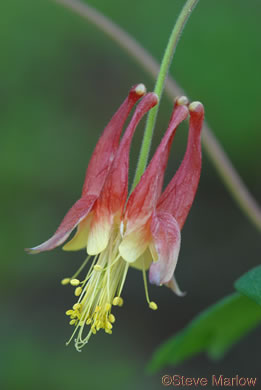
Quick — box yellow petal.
[149,242,158,262]
[63,215,92,251]
[130,247,153,271]
[119,226,150,263]
[87,216,111,255]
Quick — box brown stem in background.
[53,0,261,231]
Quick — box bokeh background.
[1,0,260,389]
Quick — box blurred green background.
[1,0,260,389]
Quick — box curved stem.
[52,0,261,232]
[132,0,199,189]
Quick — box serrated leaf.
[148,293,261,372]
[235,265,261,306]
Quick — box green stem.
[132,0,199,189]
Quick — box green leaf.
[235,265,261,306]
[148,293,261,372]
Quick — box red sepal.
[124,101,189,232]
[81,84,146,196]
[27,85,145,253]
[94,92,158,219]
[157,102,204,229]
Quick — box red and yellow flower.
[27,84,204,350]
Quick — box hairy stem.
[52,0,261,231]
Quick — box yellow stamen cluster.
[65,299,116,336]
[61,232,129,351]
[61,231,158,351]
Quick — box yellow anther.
[70,278,80,286]
[66,309,74,316]
[106,321,113,330]
[73,303,81,311]
[75,287,82,297]
[105,303,111,312]
[109,314,115,323]
[105,328,112,334]
[98,321,104,329]
[149,301,158,310]
[112,296,123,306]
[69,319,76,325]
[86,318,92,325]
[112,297,120,306]
[91,326,96,334]
[118,297,124,307]
[95,305,101,313]
[61,278,70,285]
[94,264,103,272]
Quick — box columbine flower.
[27,84,204,351]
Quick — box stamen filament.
[142,259,158,310]
[142,259,151,305]
[118,262,129,297]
